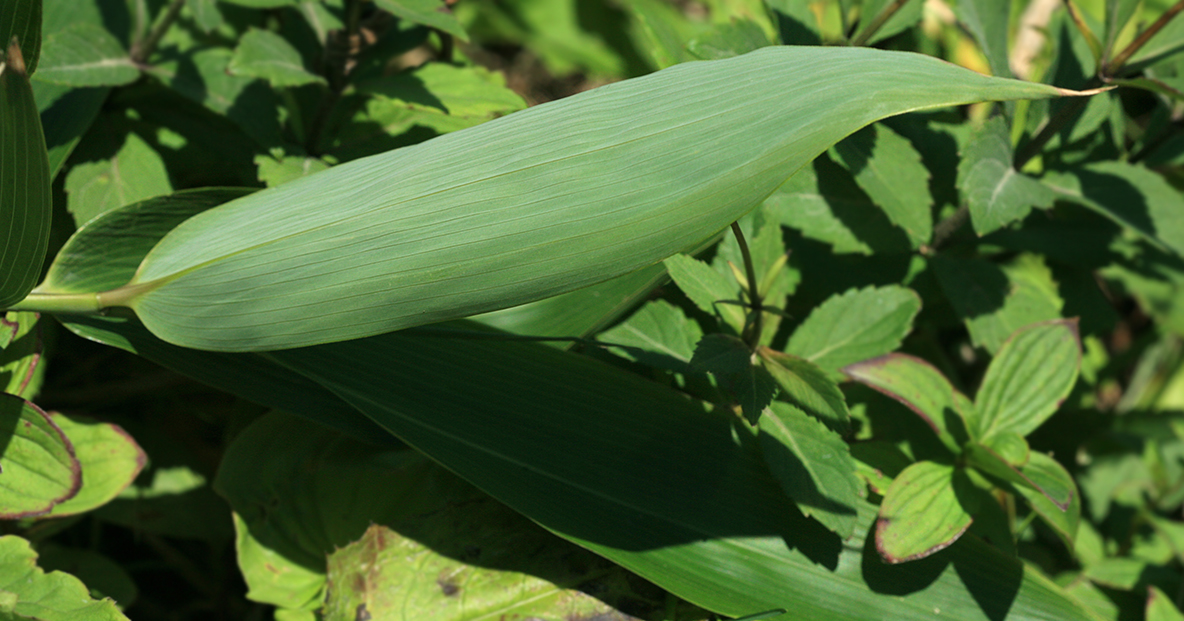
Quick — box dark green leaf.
[850,441,912,495]
[261,328,1100,620]
[1103,0,1140,59]
[35,23,137,87]
[932,254,1064,354]
[764,153,911,255]
[219,0,298,7]
[63,132,173,227]
[0,42,50,309]
[97,465,233,542]
[759,402,860,537]
[373,0,468,42]
[786,285,921,376]
[975,319,1082,439]
[764,0,822,45]
[692,334,775,424]
[831,123,932,248]
[185,0,223,34]
[598,299,703,372]
[957,116,1054,236]
[626,0,700,69]
[0,0,41,75]
[0,395,79,519]
[666,253,746,334]
[228,28,326,88]
[759,347,850,432]
[42,412,145,517]
[876,461,974,563]
[0,536,129,620]
[844,353,972,452]
[219,412,680,619]
[1044,161,1184,257]
[32,80,107,179]
[952,0,1012,77]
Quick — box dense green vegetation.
[2,0,1184,620]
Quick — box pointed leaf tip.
[1057,85,1116,96]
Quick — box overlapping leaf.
[228,29,325,88]
[17,46,1086,351]
[844,353,974,452]
[958,116,1054,236]
[35,23,137,87]
[786,285,921,376]
[876,462,976,563]
[42,412,145,517]
[0,536,129,621]
[0,41,51,308]
[0,395,79,518]
[831,123,932,248]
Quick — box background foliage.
[2,0,1184,620]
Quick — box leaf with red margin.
[975,319,1082,439]
[875,461,981,563]
[0,395,80,518]
[1012,452,1080,550]
[965,439,1071,509]
[844,353,974,453]
[42,412,146,517]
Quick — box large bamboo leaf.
[263,327,1101,621]
[19,47,1090,351]
[1,40,51,309]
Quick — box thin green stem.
[130,0,186,64]
[7,291,104,314]
[731,222,762,349]
[1106,0,1184,75]
[849,0,911,47]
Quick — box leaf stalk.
[130,0,186,65]
[731,222,762,349]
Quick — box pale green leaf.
[352,62,526,134]
[983,431,1030,467]
[1147,586,1184,621]
[0,0,40,75]
[932,254,1064,354]
[844,353,972,453]
[785,285,921,376]
[0,395,79,519]
[0,536,129,620]
[44,47,1085,352]
[666,253,746,334]
[687,19,771,60]
[975,319,1082,439]
[1084,558,1147,590]
[228,28,326,88]
[831,123,932,248]
[0,311,42,400]
[598,299,702,372]
[759,402,860,537]
[1103,0,1140,58]
[852,0,923,45]
[0,46,51,308]
[373,0,468,42]
[42,412,146,517]
[759,347,849,432]
[952,0,1012,77]
[64,132,173,227]
[35,23,137,87]
[185,0,223,34]
[712,207,798,343]
[626,0,700,69]
[876,462,975,563]
[958,116,1054,236]
[1043,161,1184,257]
[964,441,1072,510]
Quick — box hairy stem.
[130,0,186,64]
[731,222,762,348]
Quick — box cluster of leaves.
[1,0,1184,621]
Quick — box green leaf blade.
[759,348,850,432]
[975,319,1082,439]
[843,353,972,452]
[0,536,130,621]
[42,413,146,517]
[876,461,974,563]
[758,402,860,538]
[957,116,1054,236]
[786,285,921,376]
[665,253,747,334]
[831,123,933,248]
[0,44,51,309]
[118,47,1080,352]
[373,0,468,42]
[0,395,79,519]
[35,23,138,87]
[0,0,41,75]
